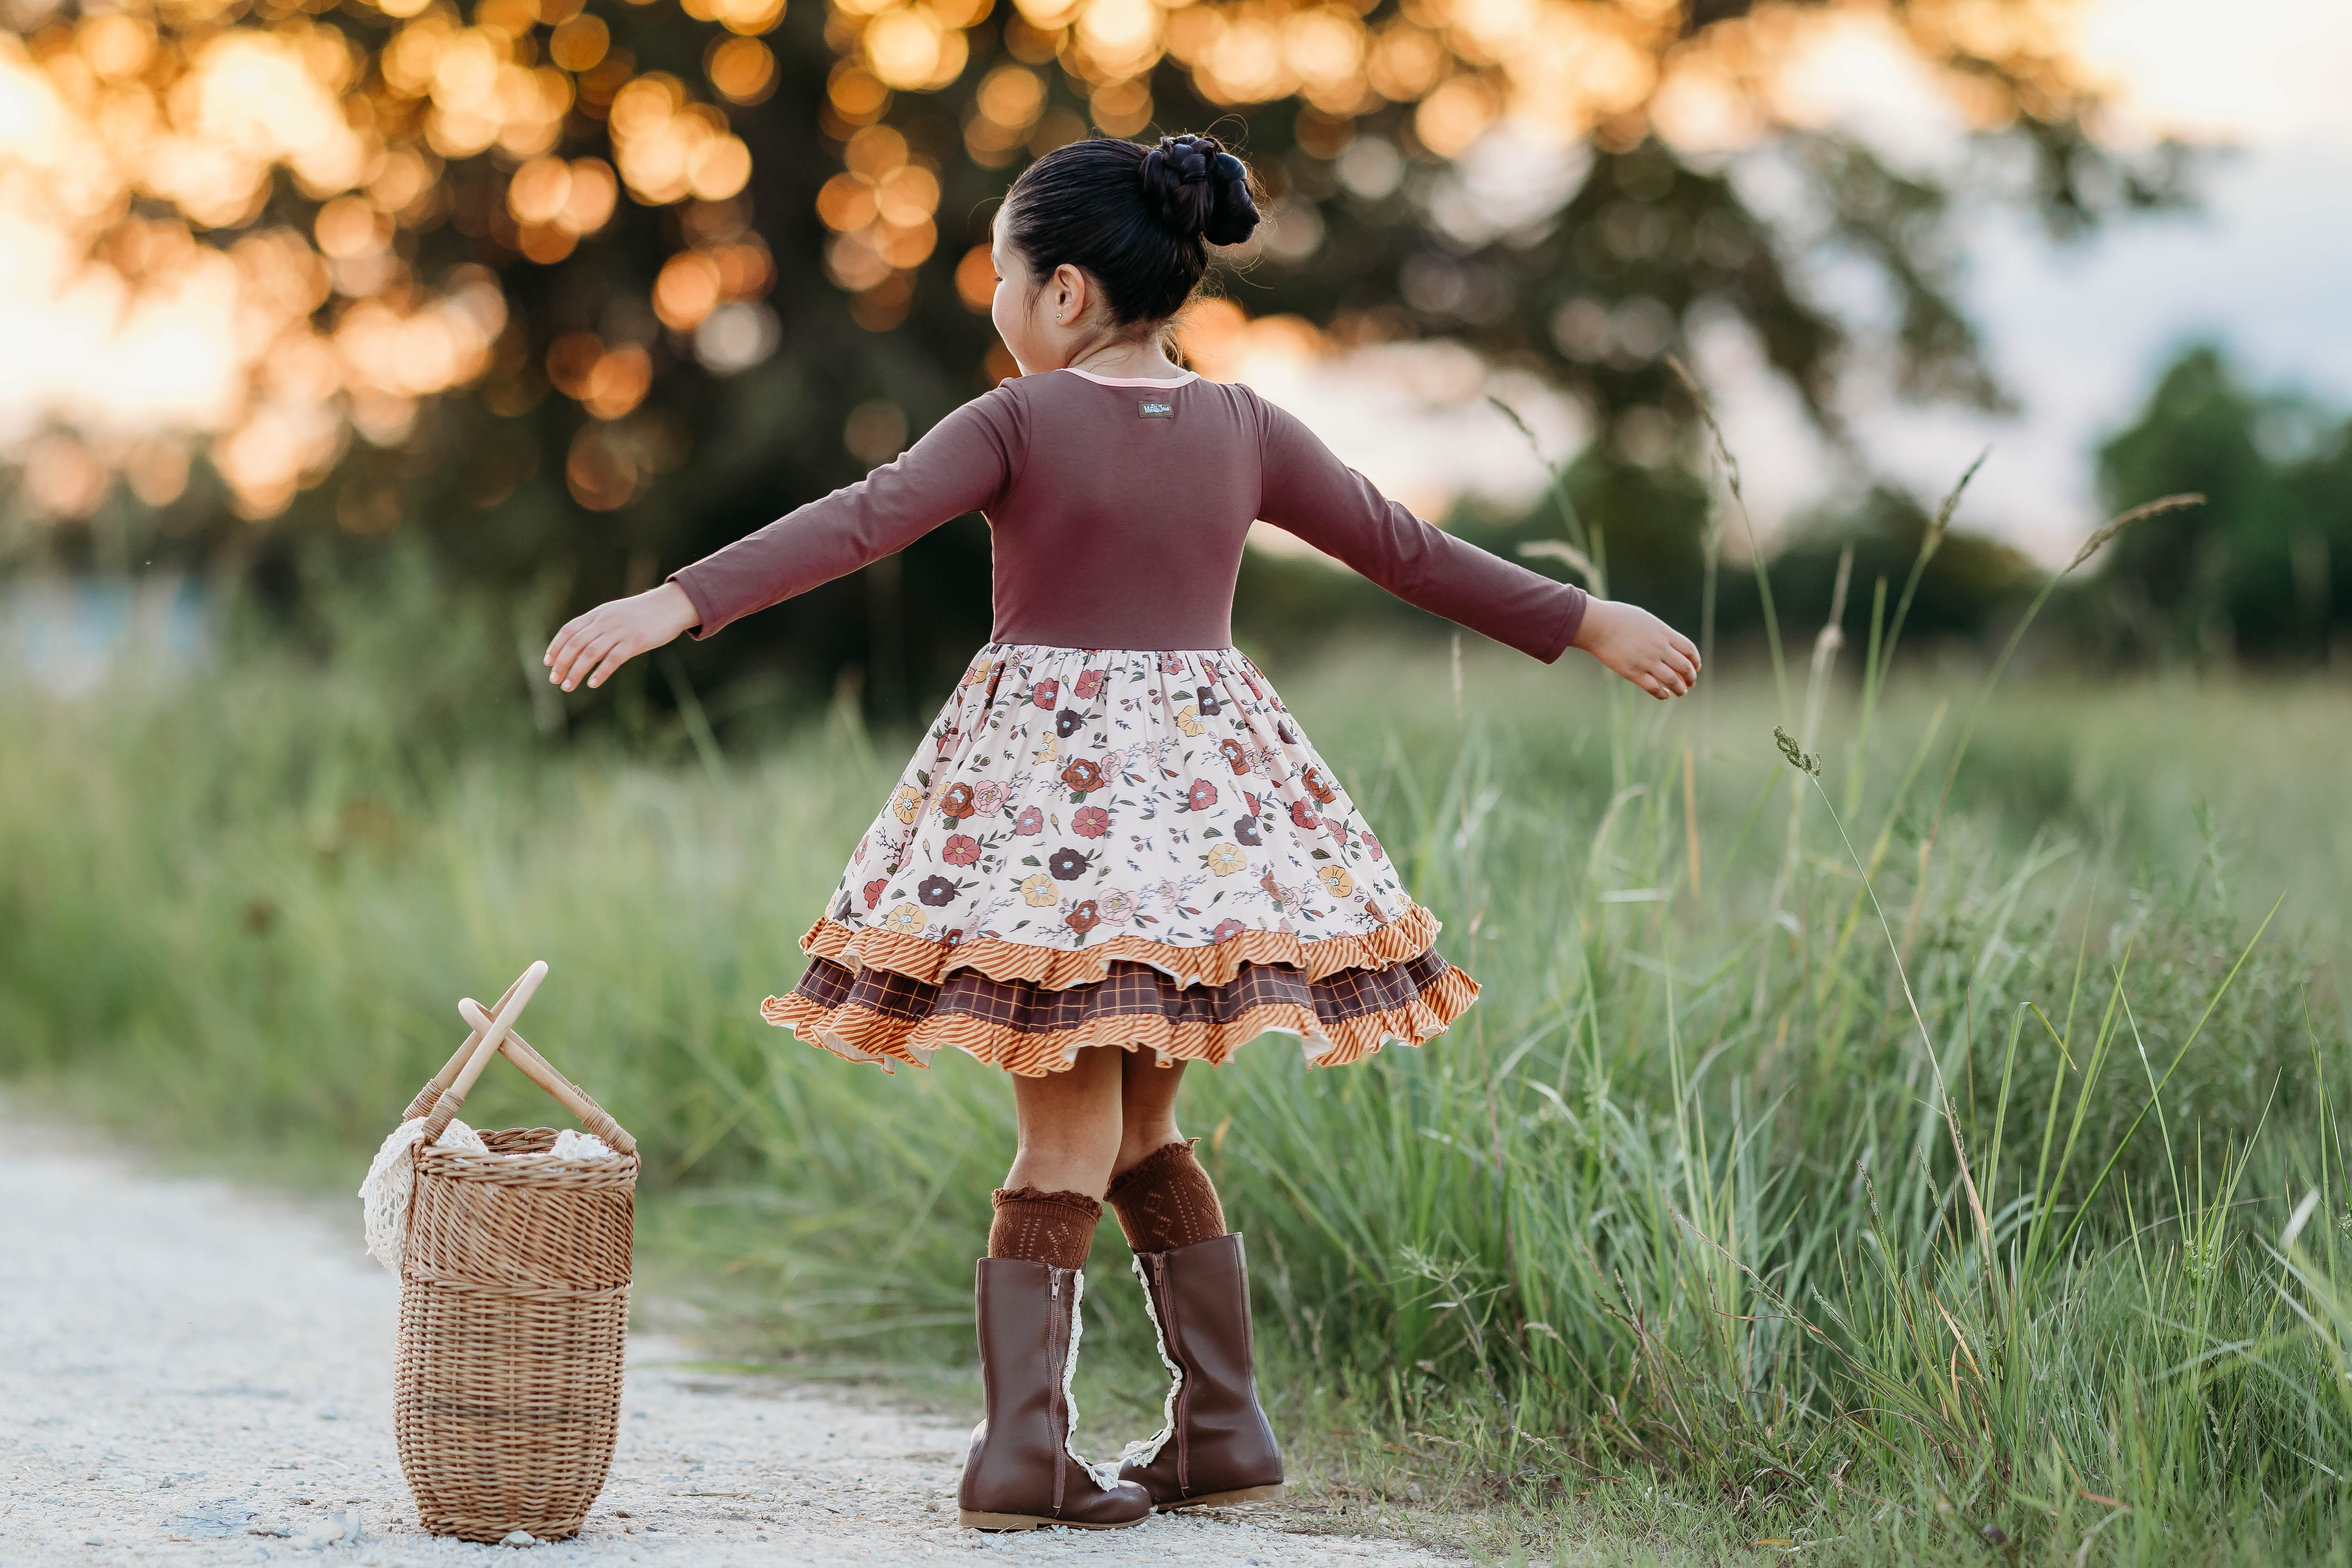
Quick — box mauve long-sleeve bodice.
[669,367,1588,661]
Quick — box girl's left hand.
[544,582,701,691]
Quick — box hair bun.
[1139,132,1262,247]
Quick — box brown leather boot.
[958,1258,1153,1531]
[1118,1233,1285,1509]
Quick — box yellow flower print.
[883,902,926,933]
[1318,865,1356,897]
[963,658,992,687]
[1032,734,1060,764]
[1205,842,1246,877]
[1021,873,1059,907]
[1174,704,1204,737]
[891,785,923,824]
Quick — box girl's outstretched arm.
[541,388,1022,690]
[1251,392,1699,698]
[1571,597,1700,701]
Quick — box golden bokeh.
[706,36,778,103]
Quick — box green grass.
[5,574,2351,1566]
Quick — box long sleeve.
[669,388,1024,639]
[1251,395,1587,663]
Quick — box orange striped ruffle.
[797,900,1442,991]
[763,962,1479,1078]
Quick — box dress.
[668,367,1586,1076]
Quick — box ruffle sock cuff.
[1106,1139,1227,1254]
[987,1186,1104,1271]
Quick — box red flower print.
[1032,678,1060,708]
[1244,791,1262,815]
[1211,917,1245,943]
[943,834,981,866]
[1158,653,1186,674]
[862,878,887,909]
[1218,737,1249,774]
[1014,807,1044,835]
[1303,765,1338,804]
[1291,799,1320,831]
[1066,900,1101,934]
[1073,805,1110,838]
[1186,779,1219,811]
[940,782,976,820]
[1061,758,1105,793]
[1075,669,1105,699]
[944,927,966,947]
[1362,830,1383,861]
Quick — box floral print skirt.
[766,644,1478,1077]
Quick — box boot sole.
[1160,1482,1286,1510]
[958,1510,1150,1531]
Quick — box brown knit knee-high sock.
[987,1187,1102,1271]
[1106,1140,1227,1254]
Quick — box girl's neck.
[1061,336,1185,382]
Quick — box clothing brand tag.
[1137,399,1176,419]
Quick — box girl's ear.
[1050,262,1090,327]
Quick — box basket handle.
[420,961,545,1142]
[402,966,533,1122]
[455,998,639,1157]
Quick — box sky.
[1264,0,2352,566]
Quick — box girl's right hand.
[544,582,701,691]
[1571,597,1701,700]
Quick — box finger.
[1654,662,1688,698]
[560,630,624,691]
[547,616,600,676]
[544,617,585,668]
[584,637,638,689]
[1671,630,1700,666]
[1661,648,1697,684]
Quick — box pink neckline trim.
[1057,368,1200,388]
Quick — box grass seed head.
[1773,726,1821,777]
[2066,493,2205,573]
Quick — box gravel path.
[0,1110,1446,1567]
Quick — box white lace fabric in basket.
[357,1123,621,1274]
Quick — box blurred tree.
[1761,482,2034,643]
[2095,344,2351,664]
[0,0,2187,718]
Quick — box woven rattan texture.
[394,1127,636,1543]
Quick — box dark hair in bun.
[1001,132,1262,327]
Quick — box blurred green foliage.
[2093,343,2352,663]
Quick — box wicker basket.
[391,969,641,1544]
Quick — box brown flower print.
[918,875,960,906]
[1186,778,1219,812]
[1073,805,1110,838]
[1013,806,1044,835]
[1061,759,1105,793]
[1056,707,1085,738]
[1218,737,1250,774]
[1195,685,1221,716]
[940,782,976,821]
[1066,900,1100,935]
[1233,814,1262,846]
[943,834,981,867]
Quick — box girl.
[545,131,1700,1532]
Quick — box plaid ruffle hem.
[766,643,1478,1077]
